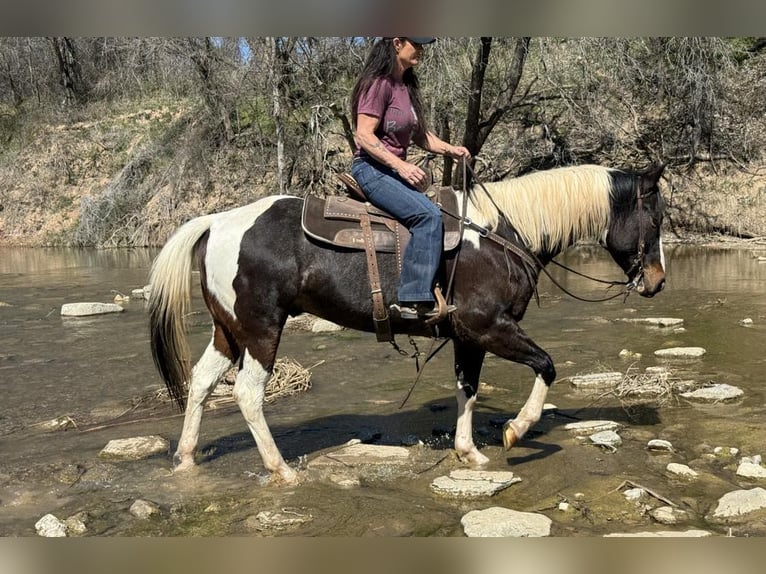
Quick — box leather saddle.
[300,173,463,343]
[301,178,462,263]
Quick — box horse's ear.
[642,163,665,184]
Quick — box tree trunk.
[459,37,530,186]
[268,37,287,194]
[187,38,235,143]
[49,37,88,104]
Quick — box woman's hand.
[396,161,429,191]
[445,144,471,160]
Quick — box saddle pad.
[301,187,462,253]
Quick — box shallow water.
[0,243,764,536]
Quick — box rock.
[619,317,685,328]
[558,502,571,512]
[250,509,313,530]
[710,487,766,520]
[589,430,622,448]
[99,435,169,460]
[430,469,521,497]
[650,505,689,525]
[680,383,744,402]
[35,514,67,537]
[604,530,711,537]
[64,515,88,535]
[666,463,698,478]
[311,318,343,333]
[713,446,739,458]
[61,302,125,317]
[739,318,753,326]
[648,439,674,452]
[564,420,621,436]
[568,371,623,389]
[619,349,642,359]
[736,461,766,479]
[623,488,646,502]
[461,506,552,537]
[307,443,410,468]
[654,347,706,358]
[645,366,672,376]
[131,288,147,299]
[130,499,160,519]
[328,473,361,488]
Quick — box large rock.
[311,318,344,333]
[461,506,552,537]
[568,372,623,389]
[431,469,521,497]
[564,420,621,436]
[618,317,685,328]
[35,514,67,537]
[307,443,410,468]
[61,302,124,316]
[666,463,698,478]
[99,436,169,460]
[709,487,766,520]
[654,347,706,358]
[736,461,766,479]
[680,384,744,402]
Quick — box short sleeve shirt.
[355,76,418,160]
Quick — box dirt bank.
[1,101,765,247]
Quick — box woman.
[350,37,471,320]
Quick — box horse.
[148,163,666,483]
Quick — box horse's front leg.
[477,318,556,450]
[453,340,490,466]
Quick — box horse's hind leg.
[233,349,297,484]
[174,328,234,472]
[453,341,490,466]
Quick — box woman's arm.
[355,113,429,190]
[415,130,471,159]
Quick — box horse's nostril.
[658,278,666,291]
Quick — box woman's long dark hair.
[350,38,428,138]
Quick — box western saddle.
[301,173,462,343]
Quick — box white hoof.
[458,448,490,466]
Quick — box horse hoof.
[460,449,490,466]
[272,467,300,486]
[502,421,518,450]
[173,453,197,473]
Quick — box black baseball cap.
[405,37,436,44]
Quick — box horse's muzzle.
[635,263,666,297]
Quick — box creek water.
[0,243,764,536]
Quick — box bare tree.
[49,37,88,104]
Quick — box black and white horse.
[149,163,666,483]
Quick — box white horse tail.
[148,214,214,409]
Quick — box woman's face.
[393,38,425,72]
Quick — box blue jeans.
[351,158,443,303]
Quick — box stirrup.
[424,286,454,325]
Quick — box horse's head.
[602,164,666,297]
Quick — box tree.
[49,37,88,104]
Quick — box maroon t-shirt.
[354,76,418,160]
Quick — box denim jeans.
[351,157,443,303]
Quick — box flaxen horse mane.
[468,164,615,253]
